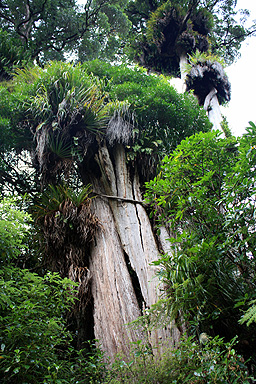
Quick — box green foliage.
[209,2,250,65]
[107,336,250,383]
[0,72,39,195]
[17,62,108,135]
[0,197,107,383]
[240,300,256,327]
[4,62,110,186]
[145,127,256,350]
[33,184,93,218]
[3,62,107,155]
[146,2,185,45]
[0,265,108,384]
[84,60,212,161]
[0,84,30,152]
[0,198,31,265]
[0,270,108,383]
[185,49,226,72]
[77,1,131,62]
[0,267,76,384]
[0,0,131,63]
[0,60,212,193]
[0,29,31,81]
[221,116,233,138]
[47,132,73,160]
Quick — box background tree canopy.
[125,0,256,74]
[0,0,130,77]
[0,0,255,79]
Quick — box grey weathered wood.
[208,90,223,131]
[203,87,217,112]
[84,142,181,359]
[90,193,145,357]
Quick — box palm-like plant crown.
[14,62,109,186]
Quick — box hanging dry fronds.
[69,265,92,311]
[106,101,136,145]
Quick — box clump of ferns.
[33,184,99,275]
[30,76,108,137]
[146,2,184,49]
[33,131,72,186]
[32,89,109,184]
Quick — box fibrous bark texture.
[80,142,180,359]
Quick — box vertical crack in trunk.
[134,203,144,252]
[122,248,155,358]
[123,249,145,314]
[88,196,145,358]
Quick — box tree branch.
[15,0,48,43]
[92,191,146,206]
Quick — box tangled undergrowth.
[105,335,252,384]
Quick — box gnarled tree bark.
[80,141,181,358]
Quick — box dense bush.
[145,123,256,364]
[106,336,251,383]
[0,268,76,383]
[84,60,211,157]
[0,198,107,383]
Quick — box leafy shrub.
[106,336,251,383]
[84,60,211,159]
[144,126,256,364]
[0,266,109,384]
[0,198,107,383]
[0,268,77,383]
[0,198,31,265]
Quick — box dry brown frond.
[69,265,92,311]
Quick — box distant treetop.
[125,0,256,74]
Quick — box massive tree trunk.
[80,141,181,358]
